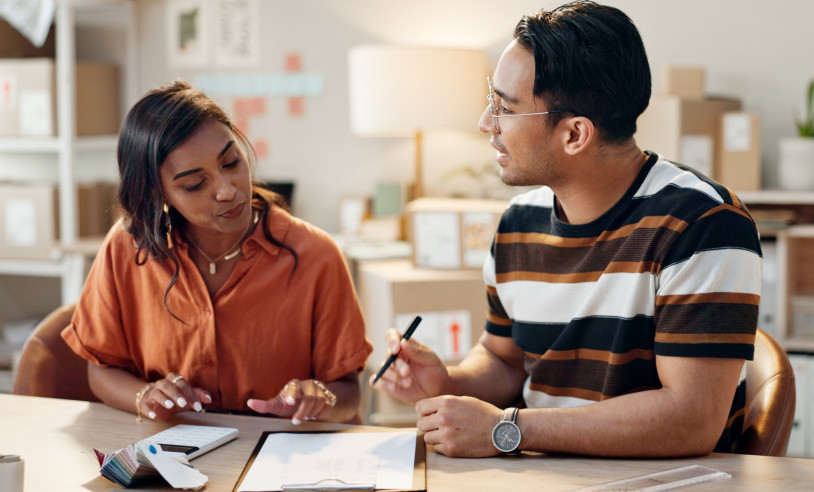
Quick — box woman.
[62,80,372,424]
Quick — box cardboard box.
[405,197,507,270]
[635,94,741,178]
[77,181,119,237]
[660,66,704,99]
[357,259,488,424]
[0,19,55,58]
[717,112,761,190]
[0,183,59,260]
[357,259,487,369]
[0,181,119,260]
[0,58,120,137]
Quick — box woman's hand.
[136,372,212,421]
[247,379,337,424]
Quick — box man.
[371,1,760,458]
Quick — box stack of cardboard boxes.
[357,197,508,424]
[0,18,121,260]
[635,66,762,190]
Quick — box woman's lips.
[220,203,244,219]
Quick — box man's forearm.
[445,343,526,408]
[517,387,721,457]
[515,356,745,457]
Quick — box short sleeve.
[654,203,761,359]
[61,224,139,373]
[308,234,372,382]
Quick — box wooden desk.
[2,393,814,491]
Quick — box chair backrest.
[12,303,99,402]
[735,328,796,456]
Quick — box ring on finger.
[171,375,185,386]
[313,380,337,407]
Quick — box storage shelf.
[738,189,814,205]
[0,258,66,277]
[0,0,135,306]
[0,135,117,153]
[782,337,814,353]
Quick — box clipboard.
[232,429,426,492]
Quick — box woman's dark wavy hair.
[514,1,651,143]
[116,80,297,321]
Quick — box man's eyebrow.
[172,140,235,180]
[494,87,520,105]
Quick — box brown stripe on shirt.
[656,292,760,306]
[526,347,655,365]
[655,332,756,345]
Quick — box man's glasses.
[486,77,568,133]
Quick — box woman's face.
[159,120,253,239]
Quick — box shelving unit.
[737,189,814,350]
[0,0,137,305]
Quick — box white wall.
[130,0,813,232]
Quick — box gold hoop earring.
[163,203,173,249]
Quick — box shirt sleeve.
[654,202,761,359]
[61,224,140,373]
[308,233,373,383]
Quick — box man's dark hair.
[514,1,651,143]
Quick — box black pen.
[371,316,423,385]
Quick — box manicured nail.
[193,401,203,412]
[285,396,296,405]
[292,418,301,425]
[177,397,187,407]
[148,411,157,419]
[164,399,174,409]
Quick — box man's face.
[478,40,564,187]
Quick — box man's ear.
[560,116,594,155]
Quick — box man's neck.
[553,142,648,225]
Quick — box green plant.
[796,79,814,137]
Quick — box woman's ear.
[561,116,595,156]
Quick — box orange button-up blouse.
[62,205,372,412]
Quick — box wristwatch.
[492,407,521,453]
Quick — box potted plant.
[778,80,814,190]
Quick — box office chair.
[12,303,99,402]
[734,328,796,456]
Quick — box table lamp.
[348,45,487,198]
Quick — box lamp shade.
[348,45,488,135]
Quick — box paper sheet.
[236,431,417,492]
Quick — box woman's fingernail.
[148,411,157,419]
[193,401,203,412]
[164,399,174,409]
[177,397,187,407]
[292,418,301,425]
[285,396,296,405]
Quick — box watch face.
[492,421,521,452]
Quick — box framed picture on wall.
[166,0,211,69]
[214,0,260,68]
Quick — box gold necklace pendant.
[186,210,259,275]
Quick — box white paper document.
[236,430,417,492]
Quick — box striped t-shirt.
[484,152,761,451]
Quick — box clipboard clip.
[281,478,376,492]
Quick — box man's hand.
[369,328,451,404]
[416,395,504,457]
